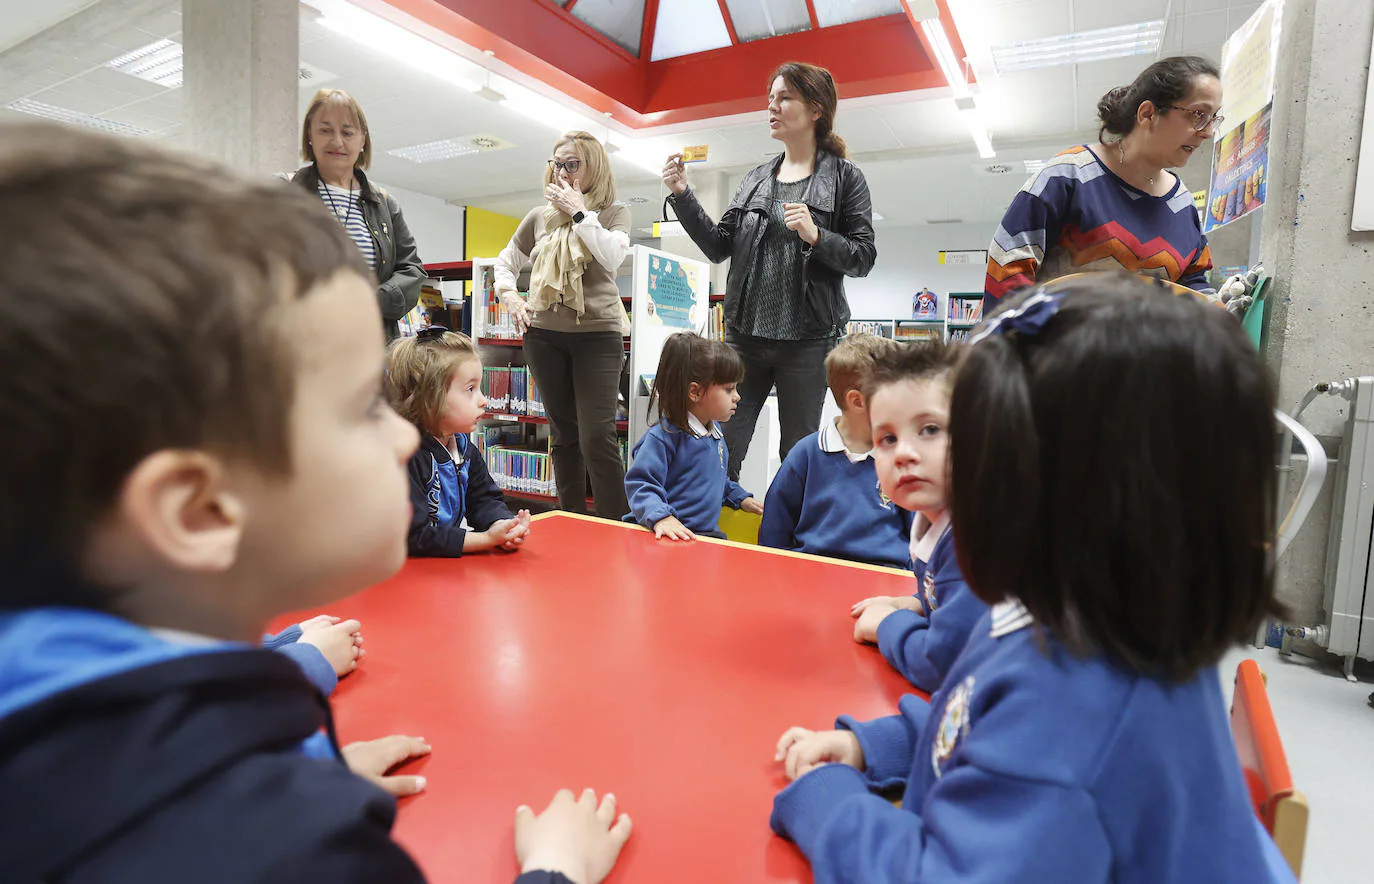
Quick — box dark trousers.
[722,331,837,482]
[523,327,630,520]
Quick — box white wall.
[382,183,466,265]
[845,222,995,320]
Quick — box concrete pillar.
[182,0,299,176]
[1258,0,1374,622]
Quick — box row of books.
[948,328,973,343]
[480,366,545,417]
[947,296,985,323]
[845,320,894,338]
[484,447,558,496]
[705,302,725,342]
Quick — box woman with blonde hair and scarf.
[495,131,632,519]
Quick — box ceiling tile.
[1070,0,1170,35]
[812,0,903,28]
[571,0,647,56]
[651,0,732,60]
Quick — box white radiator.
[1322,377,1374,661]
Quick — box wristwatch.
[572,210,586,224]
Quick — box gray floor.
[1218,645,1374,884]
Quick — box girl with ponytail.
[770,273,1295,884]
[984,56,1224,310]
[662,61,876,483]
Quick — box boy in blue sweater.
[758,334,913,569]
[626,333,763,540]
[0,125,629,884]
[771,277,1297,883]
[848,340,987,693]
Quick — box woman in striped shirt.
[293,88,427,341]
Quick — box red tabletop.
[274,513,918,883]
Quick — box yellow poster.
[1219,0,1282,137]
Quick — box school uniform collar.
[990,600,1034,638]
[687,414,723,439]
[909,510,951,564]
[819,418,873,464]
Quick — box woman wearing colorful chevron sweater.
[984,56,1222,310]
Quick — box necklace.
[1117,141,1155,187]
[321,176,358,230]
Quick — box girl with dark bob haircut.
[769,274,1293,884]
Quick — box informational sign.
[1204,0,1281,232]
[937,249,987,265]
[644,253,700,330]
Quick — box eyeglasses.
[548,158,582,175]
[1160,105,1224,132]
[416,324,450,342]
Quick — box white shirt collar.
[148,626,222,646]
[909,510,951,565]
[990,600,1034,637]
[687,413,723,438]
[819,418,873,463]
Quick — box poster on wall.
[644,253,700,330]
[1204,0,1282,232]
[1353,19,1374,230]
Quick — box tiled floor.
[1218,645,1374,884]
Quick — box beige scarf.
[528,206,592,316]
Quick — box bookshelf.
[845,319,896,338]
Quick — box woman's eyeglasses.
[1160,105,1224,132]
[548,159,582,175]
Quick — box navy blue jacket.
[758,426,913,569]
[407,432,512,557]
[875,518,987,693]
[771,602,1297,884]
[0,605,569,884]
[625,418,751,535]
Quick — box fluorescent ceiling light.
[919,19,969,98]
[107,38,183,88]
[873,212,885,221]
[5,98,149,137]
[992,20,1164,73]
[959,106,995,159]
[387,138,480,163]
[308,0,482,92]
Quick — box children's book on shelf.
[912,288,939,319]
[481,366,511,413]
[706,302,725,341]
[484,446,556,496]
[948,327,973,343]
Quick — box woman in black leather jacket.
[663,61,875,479]
[293,88,427,342]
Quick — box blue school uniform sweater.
[876,513,987,693]
[758,422,913,569]
[625,416,752,535]
[771,602,1294,884]
[406,432,512,557]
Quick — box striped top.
[985,145,1213,306]
[317,181,377,270]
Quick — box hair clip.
[968,289,1065,346]
[416,325,450,342]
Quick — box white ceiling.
[0,0,1261,235]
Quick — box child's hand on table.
[739,497,764,515]
[471,518,521,552]
[516,788,633,884]
[341,734,432,797]
[653,516,695,541]
[298,614,341,632]
[851,594,923,617]
[498,509,533,552]
[775,727,865,782]
[852,603,898,644]
[298,618,364,676]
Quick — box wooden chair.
[1230,659,1309,878]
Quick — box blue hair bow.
[968,289,1065,345]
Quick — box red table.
[279,513,918,882]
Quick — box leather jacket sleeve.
[666,181,747,265]
[808,162,876,278]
